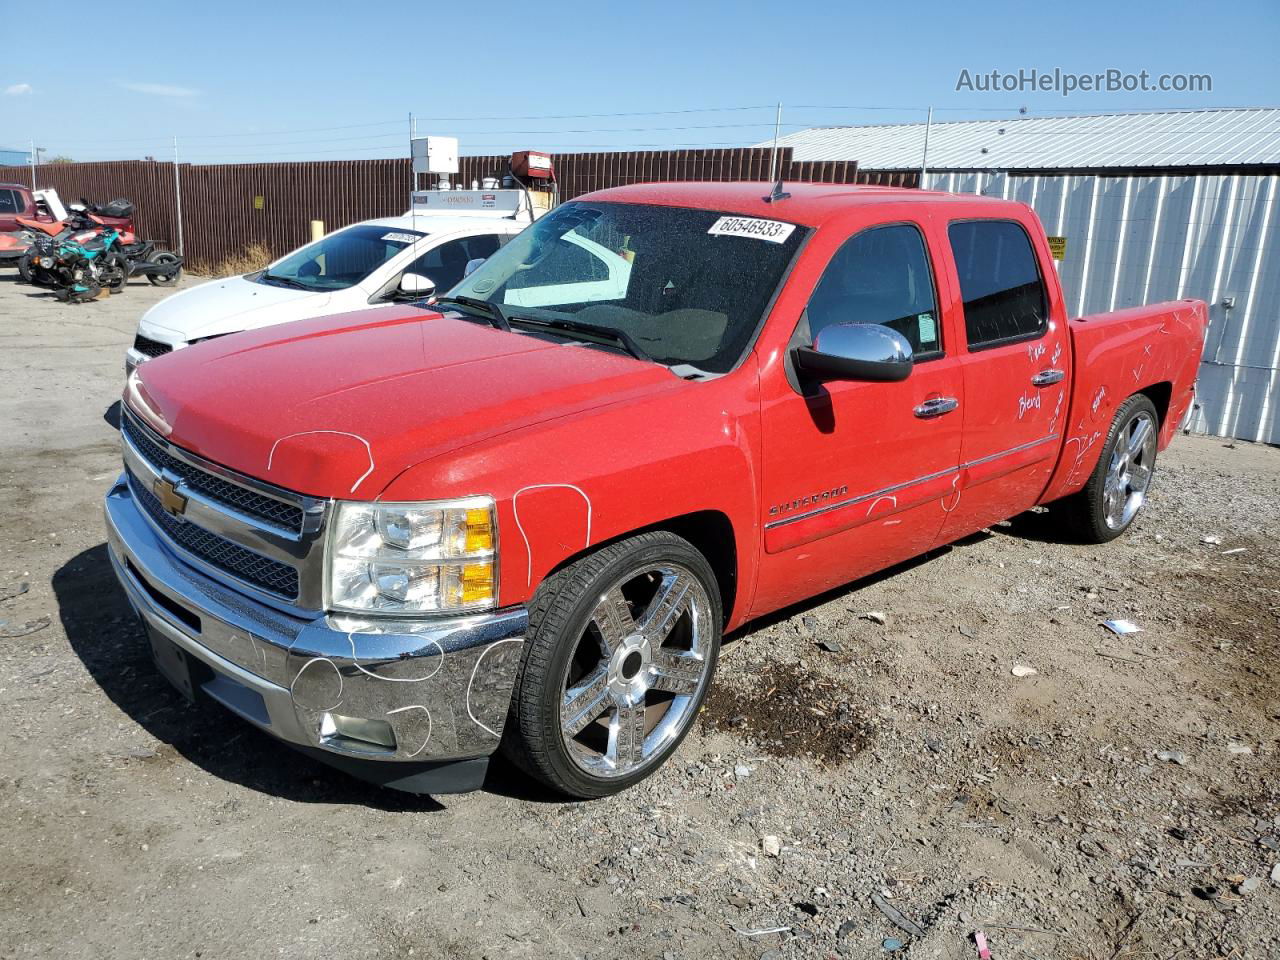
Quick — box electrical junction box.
[411,136,459,176]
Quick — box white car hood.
[138,275,334,344]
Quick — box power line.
[407,105,774,121]
[39,104,779,146]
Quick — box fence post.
[172,136,185,255]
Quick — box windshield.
[257,224,425,291]
[450,201,806,373]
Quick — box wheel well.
[545,511,739,622]
[1139,381,1173,427]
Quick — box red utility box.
[511,150,554,180]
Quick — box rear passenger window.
[807,223,941,357]
[948,220,1048,348]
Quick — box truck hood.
[127,306,681,498]
[138,274,333,343]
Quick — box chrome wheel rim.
[559,563,713,779]
[1103,410,1157,530]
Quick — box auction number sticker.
[707,216,796,243]
[381,232,420,244]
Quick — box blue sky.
[2,0,1276,165]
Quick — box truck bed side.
[1040,299,1208,504]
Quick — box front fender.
[377,374,762,629]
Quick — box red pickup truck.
[106,182,1207,798]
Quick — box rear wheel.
[1058,394,1160,543]
[503,531,722,798]
[146,250,181,286]
[102,252,129,293]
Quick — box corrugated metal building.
[764,108,1280,444]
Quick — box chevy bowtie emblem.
[153,477,188,517]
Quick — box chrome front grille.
[121,415,304,533]
[119,409,327,610]
[129,469,300,598]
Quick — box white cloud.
[119,82,199,98]
[4,83,33,96]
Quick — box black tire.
[17,250,34,283]
[146,251,181,286]
[1057,394,1160,544]
[503,530,722,799]
[103,252,129,293]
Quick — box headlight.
[326,497,497,615]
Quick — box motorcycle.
[41,219,130,303]
[13,198,137,285]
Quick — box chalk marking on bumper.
[104,475,527,767]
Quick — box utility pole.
[919,106,933,186]
[172,136,184,256]
[29,138,36,190]
[768,102,783,183]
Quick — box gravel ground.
[1,270,1278,960]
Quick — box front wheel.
[503,531,722,798]
[1058,394,1160,543]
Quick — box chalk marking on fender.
[512,483,592,586]
[866,494,897,518]
[465,637,526,737]
[267,430,374,493]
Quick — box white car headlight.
[326,497,497,615]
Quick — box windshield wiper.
[508,316,651,363]
[433,295,512,332]
[260,272,311,290]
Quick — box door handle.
[913,396,959,419]
[1031,368,1065,387]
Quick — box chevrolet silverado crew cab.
[106,182,1207,799]
[125,193,533,374]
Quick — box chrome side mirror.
[398,272,435,298]
[794,322,913,382]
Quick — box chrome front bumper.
[104,475,526,782]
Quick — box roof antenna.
[764,101,790,203]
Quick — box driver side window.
[807,223,941,358]
[406,234,501,296]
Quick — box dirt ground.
[1,269,1278,960]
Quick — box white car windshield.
[450,201,806,373]
[258,224,425,292]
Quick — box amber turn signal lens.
[464,508,494,554]
[460,561,495,606]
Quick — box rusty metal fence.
[1,149,914,272]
